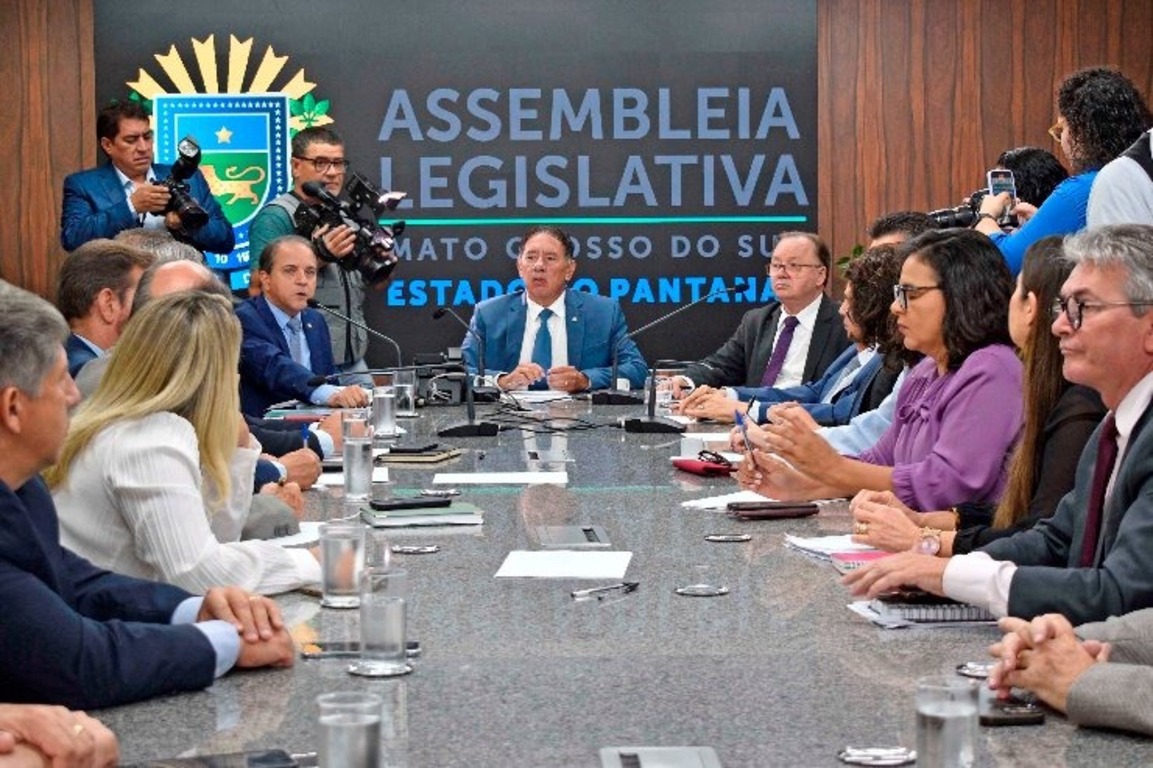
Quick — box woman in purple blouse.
[737,228,1023,510]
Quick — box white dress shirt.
[53,411,321,594]
[772,294,823,389]
[942,371,1153,616]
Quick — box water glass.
[317,691,382,768]
[349,568,411,677]
[373,385,398,438]
[915,675,977,768]
[342,409,374,500]
[394,370,417,417]
[319,522,365,609]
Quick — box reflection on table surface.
[101,401,1151,766]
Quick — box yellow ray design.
[154,44,197,94]
[191,35,219,93]
[248,46,288,93]
[227,35,253,93]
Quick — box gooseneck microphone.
[622,358,699,434]
[307,299,402,368]
[435,364,499,438]
[592,286,739,405]
[433,306,499,402]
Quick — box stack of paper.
[494,550,633,579]
[432,471,568,485]
[783,533,877,561]
[681,490,774,510]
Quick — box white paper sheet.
[368,513,483,527]
[680,431,735,442]
[314,467,392,487]
[784,534,876,558]
[508,390,573,403]
[494,550,633,579]
[680,490,774,510]
[432,471,568,485]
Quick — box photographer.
[60,101,235,255]
[249,127,376,385]
[972,67,1151,275]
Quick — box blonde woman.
[47,292,320,594]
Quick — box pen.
[734,409,752,453]
[570,581,639,599]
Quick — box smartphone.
[979,692,1045,726]
[987,168,1017,200]
[368,496,451,511]
[301,640,421,659]
[387,442,439,454]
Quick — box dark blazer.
[461,290,648,390]
[65,333,98,379]
[682,294,851,388]
[237,296,337,417]
[0,477,215,708]
[733,345,897,427]
[980,397,1153,625]
[60,162,235,254]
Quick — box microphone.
[433,306,499,403]
[307,299,402,368]
[592,286,738,405]
[622,358,693,434]
[434,364,499,438]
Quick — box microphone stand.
[433,307,500,402]
[436,364,500,437]
[592,286,737,405]
[622,358,690,434]
[306,299,403,368]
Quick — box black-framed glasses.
[1051,296,1153,330]
[698,450,732,468]
[893,283,942,311]
[766,261,825,276]
[292,155,350,172]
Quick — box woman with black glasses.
[737,229,1022,512]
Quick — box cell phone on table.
[987,169,1017,201]
[300,640,421,659]
[979,692,1045,726]
[368,496,451,511]
[387,442,439,454]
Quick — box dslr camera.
[160,136,210,231]
[928,189,1018,230]
[293,171,405,288]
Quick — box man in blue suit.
[237,235,370,416]
[59,101,234,255]
[461,225,647,393]
[0,280,294,709]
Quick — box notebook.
[858,589,996,627]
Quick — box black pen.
[570,581,639,599]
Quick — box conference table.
[98,399,1152,766]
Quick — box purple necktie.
[759,315,799,387]
[1079,413,1118,567]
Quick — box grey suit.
[1068,608,1153,735]
[980,402,1153,625]
[681,294,850,388]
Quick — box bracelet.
[972,212,997,228]
[949,506,961,530]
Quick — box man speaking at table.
[461,225,648,393]
[0,280,294,709]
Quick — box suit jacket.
[682,294,850,388]
[980,398,1153,624]
[237,296,337,417]
[0,476,215,708]
[60,162,235,254]
[1069,608,1153,736]
[65,333,99,379]
[461,290,648,391]
[734,346,897,427]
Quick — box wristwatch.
[972,212,998,228]
[915,527,942,555]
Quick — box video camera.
[927,189,1018,230]
[293,172,406,288]
[161,136,209,231]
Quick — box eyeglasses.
[766,261,825,276]
[293,155,350,173]
[1048,120,1065,143]
[698,450,732,468]
[893,283,942,311]
[1051,296,1153,331]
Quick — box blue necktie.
[530,308,554,390]
[287,316,305,365]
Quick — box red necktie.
[760,315,799,387]
[1079,413,1119,567]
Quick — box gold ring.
[249,595,261,602]
[73,724,86,735]
[854,522,869,535]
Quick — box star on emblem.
[215,125,233,144]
